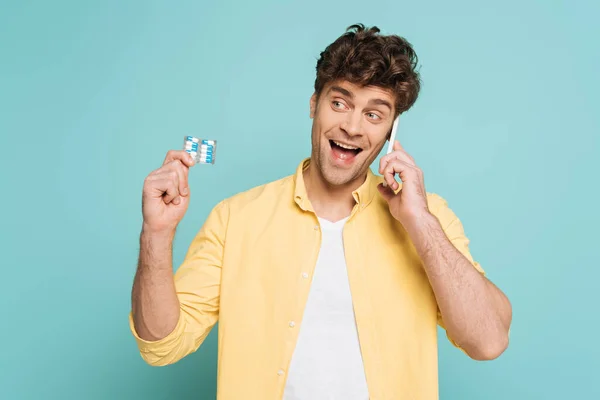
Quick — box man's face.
[309,80,396,187]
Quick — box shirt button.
[289,321,296,327]
[277,369,285,376]
[314,225,319,230]
[302,272,309,279]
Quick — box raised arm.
[130,150,225,366]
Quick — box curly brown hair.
[314,23,421,117]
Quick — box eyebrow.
[368,98,392,111]
[329,86,392,111]
[330,86,353,98]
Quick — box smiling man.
[129,24,512,400]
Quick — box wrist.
[141,222,176,243]
[402,210,439,236]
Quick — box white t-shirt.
[283,217,370,400]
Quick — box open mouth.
[329,140,363,163]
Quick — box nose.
[340,111,362,137]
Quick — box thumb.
[393,140,402,151]
[377,183,395,203]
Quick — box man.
[129,24,512,399]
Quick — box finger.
[383,161,401,190]
[379,156,390,176]
[151,177,180,204]
[165,167,184,204]
[166,160,190,197]
[379,154,398,176]
[163,150,195,168]
[379,141,416,172]
[377,182,396,202]
[396,142,417,165]
[383,159,414,190]
[146,172,181,203]
[164,180,181,205]
[150,159,190,196]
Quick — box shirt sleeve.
[128,199,229,366]
[427,193,485,350]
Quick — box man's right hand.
[141,150,196,235]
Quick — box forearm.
[405,212,512,360]
[131,225,181,341]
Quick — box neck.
[303,161,366,222]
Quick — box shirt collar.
[293,158,378,212]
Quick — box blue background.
[1,0,598,398]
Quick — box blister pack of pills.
[183,136,217,164]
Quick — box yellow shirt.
[129,158,485,400]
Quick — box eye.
[332,101,346,109]
[366,112,381,120]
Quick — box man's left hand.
[377,140,431,226]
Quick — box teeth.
[333,140,359,150]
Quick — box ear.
[309,93,317,119]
